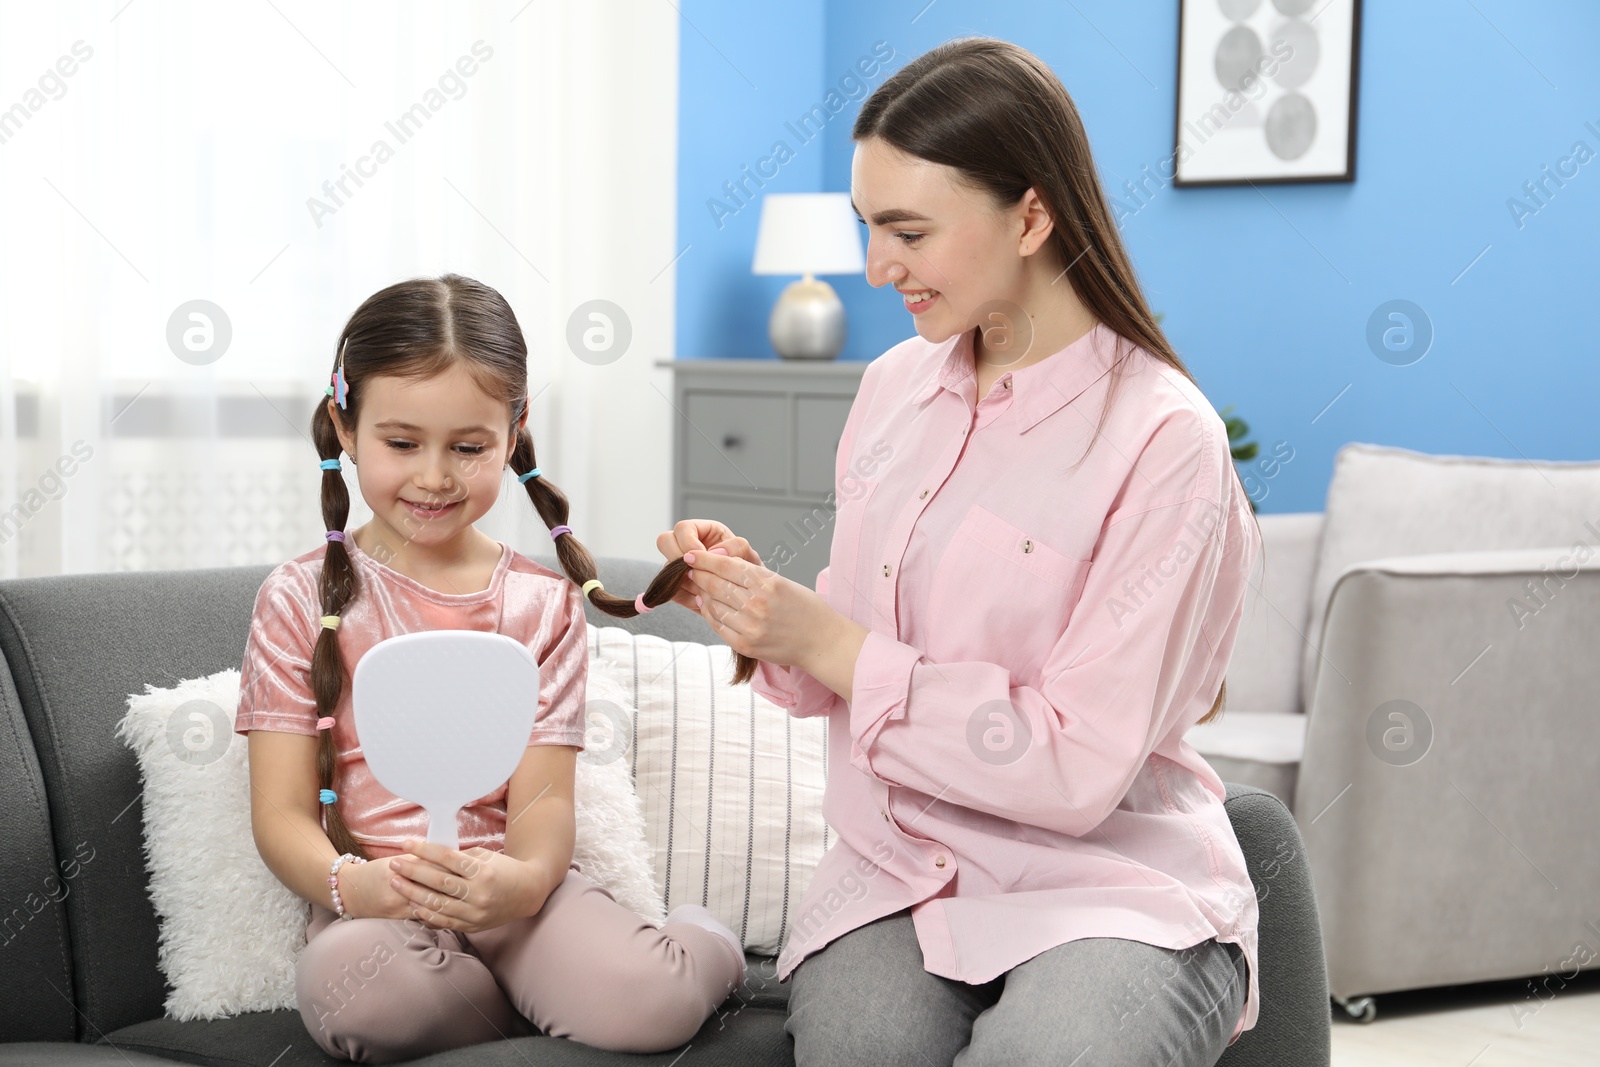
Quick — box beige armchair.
[1188,443,1600,1020]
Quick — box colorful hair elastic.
[320,615,341,630]
[325,530,346,543]
[517,467,542,483]
[549,525,572,540]
[316,717,336,731]
[634,594,653,614]
[319,788,338,804]
[320,458,342,471]
[581,579,604,599]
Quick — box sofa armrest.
[1227,513,1324,716]
[1295,548,1600,998]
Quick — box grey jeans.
[785,912,1248,1067]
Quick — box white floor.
[1329,970,1600,1066]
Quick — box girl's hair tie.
[325,530,346,543]
[320,615,341,630]
[517,467,542,483]
[580,578,604,599]
[549,525,572,540]
[634,593,653,614]
[320,458,342,472]
[319,788,338,804]
[316,717,336,731]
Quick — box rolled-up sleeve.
[846,487,1246,839]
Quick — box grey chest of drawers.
[656,358,869,594]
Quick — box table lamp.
[752,192,866,360]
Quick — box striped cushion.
[586,625,829,955]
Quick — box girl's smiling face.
[328,361,523,559]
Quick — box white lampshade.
[751,193,865,276]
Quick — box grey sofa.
[1185,444,1600,1020]
[0,554,1331,1065]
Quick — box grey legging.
[785,911,1248,1066]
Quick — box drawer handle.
[722,434,743,449]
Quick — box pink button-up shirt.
[751,320,1263,1041]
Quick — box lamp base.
[769,274,845,360]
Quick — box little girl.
[235,273,745,1063]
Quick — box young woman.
[659,38,1264,1066]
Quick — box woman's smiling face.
[850,136,1036,345]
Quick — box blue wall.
[676,1,1600,513]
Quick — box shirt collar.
[911,320,1123,433]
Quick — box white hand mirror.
[352,629,541,849]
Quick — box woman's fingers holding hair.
[657,521,757,610]
[710,534,763,568]
[658,519,730,560]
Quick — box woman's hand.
[386,839,545,934]
[682,551,840,670]
[656,520,764,611]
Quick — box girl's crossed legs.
[785,911,1248,1067]
[296,867,745,1063]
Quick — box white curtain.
[0,0,680,577]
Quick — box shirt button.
[934,855,947,868]
[880,808,890,821]
[883,564,891,577]
[919,489,928,499]
[1003,379,1011,389]
[1023,539,1033,553]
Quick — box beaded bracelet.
[329,853,366,920]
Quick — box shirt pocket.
[925,505,1091,680]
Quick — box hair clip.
[320,615,341,630]
[549,525,572,540]
[316,717,336,731]
[517,467,542,483]
[333,339,350,409]
[634,593,654,614]
[325,530,346,543]
[320,458,342,472]
[581,579,604,599]
[319,788,338,804]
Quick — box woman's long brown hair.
[308,274,755,859]
[853,38,1263,725]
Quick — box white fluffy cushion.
[115,667,662,1021]
[587,625,829,956]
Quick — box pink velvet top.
[750,322,1264,1042]
[234,538,588,860]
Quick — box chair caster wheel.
[1334,994,1377,1023]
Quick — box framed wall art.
[1174,0,1362,186]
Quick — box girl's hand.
[336,856,415,921]
[682,551,837,669]
[656,520,764,611]
[387,839,542,934]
